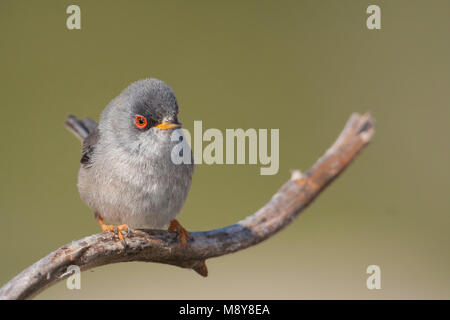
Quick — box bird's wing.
[81,127,100,168]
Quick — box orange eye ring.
[134,115,148,129]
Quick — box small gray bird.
[65,78,194,245]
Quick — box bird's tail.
[64,114,98,141]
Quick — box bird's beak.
[155,121,182,130]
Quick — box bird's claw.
[98,217,129,241]
[168,219,193,247]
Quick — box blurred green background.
[1,0,449,299]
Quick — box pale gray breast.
[78,131,193,229]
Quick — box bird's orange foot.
[101,224,129,241]
[168,219,193,247]
[98,217,129,241]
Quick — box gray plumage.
[66,78,193,229]
[65,115,97,141]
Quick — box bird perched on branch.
[65,78,194,246]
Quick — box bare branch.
[0,113,375,300]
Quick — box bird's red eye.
[134,115,148,129]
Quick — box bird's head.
[100,78,183,156]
